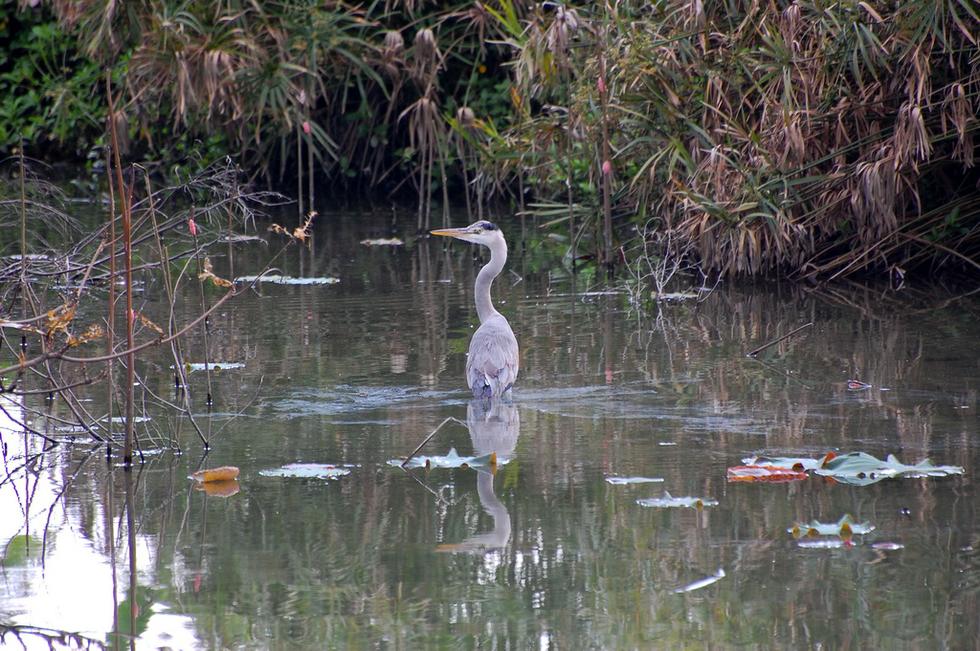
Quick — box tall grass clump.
[475,1,980,281]
[4,1,978,281]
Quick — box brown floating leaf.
[727,465,808,482]
[195,479,240,497]
[190,466,240,483]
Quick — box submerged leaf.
[636,491,718,509]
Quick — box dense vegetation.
[1,0,978,282]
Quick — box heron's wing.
[465,315,519,397]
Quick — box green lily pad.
[788,514,875,538]
[390,448,500,471]
[605,476,665,485]
[259,463,355,480]
[813,452,964,486]
[234,274,339,285]
[636,491,718,509]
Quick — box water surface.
[1,211,977,649]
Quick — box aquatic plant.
[479,1,980,281]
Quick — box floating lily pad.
[234,274,340,285]
[259,463,355,480]
[360,237,404,246]
[727,465,808,482]
[181,362,245,372]
[673,568,725,593]
[605,476,665,485]
[813,452,964,486]
[654,292,700,302]
[390,448,499,471]
[788,514,875,539]
[636,491,718,509]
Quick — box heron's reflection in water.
[437,400,519,553]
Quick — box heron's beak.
[430,227,471,239]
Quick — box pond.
[1,209,977,649]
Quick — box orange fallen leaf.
[190,466,240,483]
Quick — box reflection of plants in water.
[0,152,304,463]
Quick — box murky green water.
[1,211,978,649]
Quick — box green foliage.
[0,5,108,156]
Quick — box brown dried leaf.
[45,305,76,337]
[197,257,234,288]
[137,313,164,336]
[66,323,105,347]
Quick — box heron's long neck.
[475,237,507,323]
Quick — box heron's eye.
[481,221,497,231]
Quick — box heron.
[436,400,518,553]
[430,220,519,399]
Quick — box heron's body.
[466,313,519,399]
[431,221,519,399]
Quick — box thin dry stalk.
[107,76,136,466]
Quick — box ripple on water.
[515,383,766,434]
[266,384,465,420]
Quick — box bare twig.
[746,322,813,358]
[401,416,465,467]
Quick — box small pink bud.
[302,121,311,135]
[602,160,613,176]
[188,218,198,236]
[597,77,606,95]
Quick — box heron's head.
[430,220,503,247]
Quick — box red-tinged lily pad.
[727,465,808,482]
[847,379,872,391]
